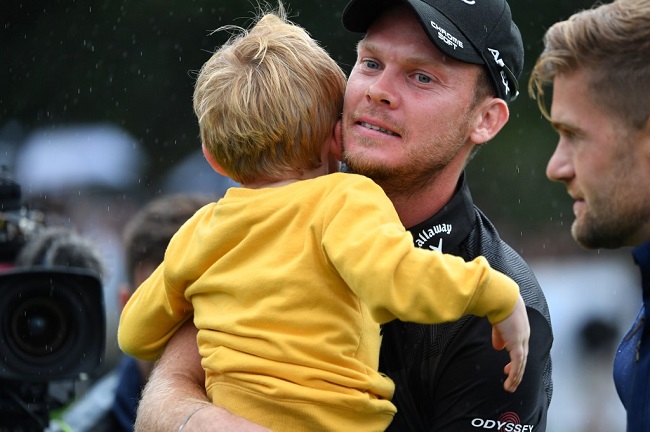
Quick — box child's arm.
[322,175,529,390]
[491,295,529,392]
[322,179,521,325]
[118,263,193,361]
[118,207,213,361]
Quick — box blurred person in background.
[133,0,553,431]
[58,193,215,431]
[14,226,106,274]
[529,0,650,430]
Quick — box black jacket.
[381,174,553,432]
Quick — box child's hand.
[492,295,529,392]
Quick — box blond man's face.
[547,68,650,248]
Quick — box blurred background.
[0,1,638,431]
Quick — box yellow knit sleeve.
[320,175,519,326]
[117,262,194,361]
[117,208,207,361]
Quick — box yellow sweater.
[119,172,518,431]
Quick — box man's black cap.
[342,0,524,103]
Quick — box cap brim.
[342,0,483,65]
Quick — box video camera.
[0,172,105,431]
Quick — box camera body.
[0,171,106,430]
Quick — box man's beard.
[572,199,645,249]
[572,144,648,250]
[341,114,470,199]
[343,148,447,199]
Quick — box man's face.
[547,68,650,248]
[341,5,483,196]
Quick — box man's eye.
[416,73,431,84]
[363,59,379,69]
[557,129,577,141]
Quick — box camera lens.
[11,297,68,356]
[0,268,105,380]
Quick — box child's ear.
[202,144,229,177]
[331,120,343,162]
[322,121,342,174]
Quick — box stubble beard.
[343,143,447,199]
[572,195,646,250]
[572,142,648,249]
[341,113,470,199]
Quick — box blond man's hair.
[193,6,347,184]
[528,0,650,129]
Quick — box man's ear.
[202,144,229,177]
[469,98,510,144]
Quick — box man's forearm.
[135,320,270,431]
[135,362,214,431]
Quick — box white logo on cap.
[430,21,464,50]
[459,0,476,4]
[488,48,506,67]
[488,48,511,96]
[499,71,510,95]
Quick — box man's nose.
[546,141,574,183]
[366,71,400,108]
